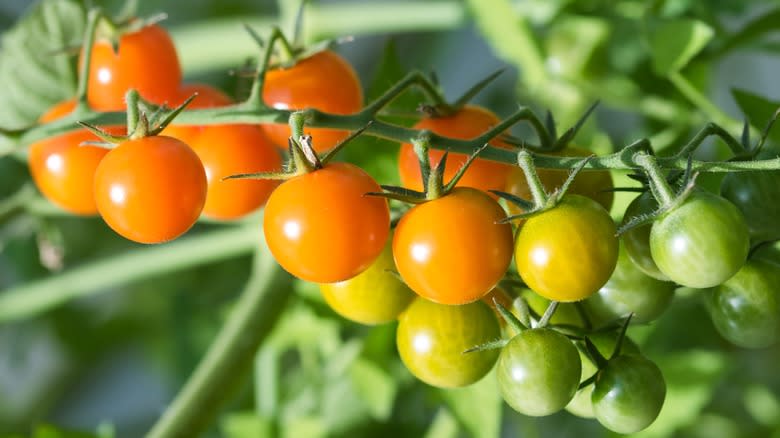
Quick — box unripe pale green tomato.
[649,190,749,289]
[396,298,501,388]
[706,259,780,348]
[591,354,666,434]
[496,328,581,416]
[520,288,586,327]
[319,240,415,325]
[622,192,669,281]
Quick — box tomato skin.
[591,354,666,434]
[161,83,234,147]
[28,100,113,215]
[584,243,675,324]
[514,194,618,302]
[393,187,514,305]
[497,328,581,416]
[84,23,182,110]
[261,50,363,152]
[397,105,512,194]
[504,146,614,214]
[650,190,749,289]
[93,136,207,243]
[706,259,780,348]
[263,162,389,283]
[190,125,281,220]
[319,237,415,325]
[623,192,669,281]
[721,168,780,241]
[396,298,500,388]
[566,332,640,419]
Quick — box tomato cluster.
[26,16,780,435]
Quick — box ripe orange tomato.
[397,105,512,194]
[83,23,182,110]
[261,50,363,152]
[263,162,389,283]
[393,187,514,304]
[190,125,281,220]
[504,145,614,215]
[28,99,120,215]
[161,83,233,147]
[93,136,207,243]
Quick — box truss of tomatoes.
[25,17,780,437]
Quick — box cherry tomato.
[83,23,182,110]
[396,297,500,388]
[622,192,669,281]
[650,190,749,288]
[584,243,675,324]
[504,145,614,215]
[319,237,415,325]
[497,328,581,416]
[591,354,666,434]
[161,83,234,147]
[263,162,389,283]
[397,105,512,194]
[721,166,780,241]
[93,135,206,243]
[393,187,514,305]
[261,50,363,152]
[566,331,640,419]
[706,259,780,348]
[190,125,281,220]
[514,194,618,302]
[28,100,116,215]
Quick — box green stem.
[538,301,559,328]
[668,71,740,133]
[516,149,547,207]
[75,9,103,110]
[675,122,744,158]
[0,225,258,322]
[634,152,675,207]
[147,239,292,438]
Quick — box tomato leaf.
[649,19,714,76]
[731,88,780,144]
[0,0,86,130]
[437,371,502,438]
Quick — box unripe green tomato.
[650,190,749,288]
[706,259,780,348]
[566,331,640,419]
[622,192,669,281]
[396,298,500,388]
[584,243,675,324]
[319,240,415,325]
[497,328,581,416]
[592,354,666,434]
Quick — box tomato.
[263,162,389,283]
[514,194,618,302]
[591,354,666,434]
[497,328,581,416]
[161,83,234,147]
[28,99,116,215]
[261,50,363,152]
[650,190,749,288]
[706,259,780,348]
[519,288,585,327]
[93,136,206,243]
[622,192,669,281]
[566,331,640,419]
[190,125,281,220]
[584,243,675,324]
[396,297,500,388]
[504,145,614,215]
[393,187,513,304]
[721,166,780,241]
[83,23,182,110]
[397,105,512,194]
[319,236,415,325]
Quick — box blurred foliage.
[2,0,780,437]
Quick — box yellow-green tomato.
[515,195,618,302]
[319,241,415,325]
[396,298,501,388]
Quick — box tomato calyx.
[578,314,633,390]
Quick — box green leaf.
[221,412,274,438]
[649,19,714,76]
[731,88,780,144]
[349,358,398,421]
[437,370,502,438]
[0,0,86,130]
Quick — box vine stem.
[634,152,675,207]
[147,236,293,438]
[75,9,103,110]
[516,149,547,207]
[668,71,741,133]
